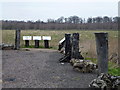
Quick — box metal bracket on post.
[95,32,108,75]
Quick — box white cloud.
[0,0,119,3]
[0,0,118,21]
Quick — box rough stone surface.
[70,59,97,73]
[89,73,120,89]
[2,49,97,88]
[0,43,14,50]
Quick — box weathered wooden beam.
[71,33,83,59]
[65,34,71,60]
[95,32,108,74]
[15,29,21,50]
[58,37,65,51]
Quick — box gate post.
[118,3,120,67]
[95,32,108,74]
[15,29,21,50]
[71,33,83,59]
[65,34,71,60]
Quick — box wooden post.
[65,34,71,60]
[95,32,108,74]
[118,24,120,67]
[15,29,21,50]
[25,40,29,47]
[44,40,49,48]
[35,40,39,48]
[71,33,81,59]
[118,4,120,67]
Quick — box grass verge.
[85,57,120,76]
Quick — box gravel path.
[2,49,97,88]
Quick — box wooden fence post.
[95,32,108,74]
[35,40,39,48]
[15,29,21,50]
[117,2,120,67]
[71,33,82,59]
[65,34,71,60]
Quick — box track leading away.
[2,49,97,88]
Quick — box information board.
[59,37,65,44]
[42,36,51,40]
[33,36,42,40]
[23,36,32,40]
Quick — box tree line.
[1,16,119,30]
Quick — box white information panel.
[23,36,32,40]
[42,36,51,40]
[33,36,42,40]
[59,37,65,44]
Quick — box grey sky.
[0,0,119,21]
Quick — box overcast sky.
[0,0,119,21]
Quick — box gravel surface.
[2,49,97,88]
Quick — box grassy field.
[1,30,119,75]
[2,30,118,56]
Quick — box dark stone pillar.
[95,32,108,74]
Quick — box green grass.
[84,57,120,76]
[84,57,97,63]
[108,61,120,76]
[2,30,118,47]
[108,67,120,76]
[22,45,53,49]
[2,30,118,59]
